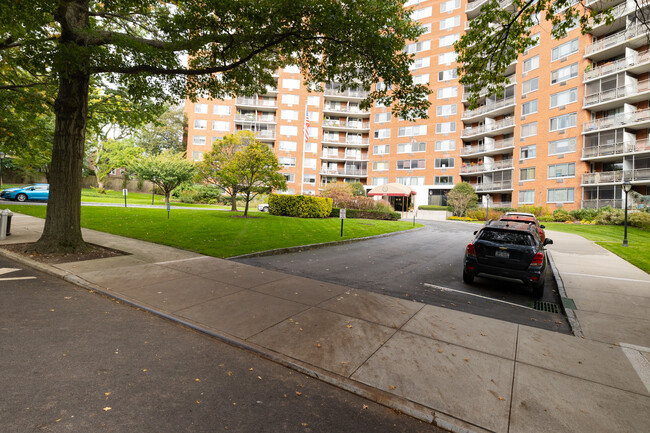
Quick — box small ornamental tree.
[320,182,354,207]
[447,182,478,217]
[130,152,195,208]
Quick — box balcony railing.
[324,88,368,98]
[478,201,512,209]
[583,108,650,132]
[320,168,368,176]
[235,97,277,107]
[321,153,367,161]
[460,117,516,138]
[461,96,516,120]
[583,78,650,107]
[583,138,650,158]
[461,138,515,156]
[465,0,488,12]
[582,167,650,184]
[474,181,514,192]
[584,49,650,81]
[584,23,647,56]
[460,159,514,174]
[323,104,370,115]
[323,119,370,129]
[234,114,276,123]
[582,199,623,209]
[322,137,370,145]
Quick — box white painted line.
[423,283,537,311]
[0,277,37,281]
[562,272,650,284]
[621,346,650,394]
[620,342,650,352]
[0,268,21,276]
[154,256,207,265]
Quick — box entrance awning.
[367,183,417,197]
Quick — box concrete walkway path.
[1,213,649,433]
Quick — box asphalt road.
[0,255,443,433]
[235,220,571,334]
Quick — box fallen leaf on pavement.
[362,404,368,410]
[227,371,233,376]
[296,392,302,396]
[389,385,396,390]
[103,407,111,411]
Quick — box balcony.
[583,78,650,110]
[589,1,638,37]
[235,97,278,110]
[321,152,368,162]
[465,0,488,18]
[462,77,516,105]
[322,136,369,146]
[582,167,650,184]
[582,108,650,133]
[584,23,648,61]
[320,168,368,177]
[322,119,370,131]
[461,96,516,122]
[461,138,515,157]
[582,198,623,209]
[582,138,650,159]
[323,104,370,116]
[234,113,276,124]
[324,88,368,100]
[474,181,514,192]
[584,49,650,81]
[460,117,516,140]
[460,159,514,174]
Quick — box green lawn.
[0,204,420,258]
[543,222,650,273]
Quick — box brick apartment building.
[185,0,650,211]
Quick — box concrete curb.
[0,246,487,433]
[546,250,584,339]
[228,225,426,260]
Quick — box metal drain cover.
[529,300,561,314]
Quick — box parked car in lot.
[257,203,269,212]
[463,220,553,298]
[0,184,50,202]
[499,214,546,242]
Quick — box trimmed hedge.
[268,194,332,218]
[418,205,451,211]
[330,207,401,221]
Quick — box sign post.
[340,208,346,237]
[166,201,171,219]
[122,188,128,207]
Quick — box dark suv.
[463,220,553,298]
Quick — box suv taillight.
[466,243,476,258]
[530,252,544,267]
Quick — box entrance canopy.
[367,183,417,197]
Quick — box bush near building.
[330,207,401,221]
[269,194,332,218]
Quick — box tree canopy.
[447,182,478,217]
[129,152,196,207]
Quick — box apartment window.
[435,139,455,151]
[194,103,208,114]
[397,176,425,186]
[435,158,455,168]
[438,68,458,82]
[549,137,576,155]
[520,144,536,159]
[439,34,460,48]
[282,94,300,105]
[413,74,430,85]
[404,40,431,54]
[194,119,207,130]
[308,127,318,139]
[436,121,456,134]
[213,105,231,115]
[280,125,298,136]
[439,51,457,65]
[374,128,391,139]
[307,111,319,122]
[304,142,316,153]
[282,173,295,183]
[549,112,577,132]
[398,125,427,137]
[376,81,391,92]
[548,162,575,179]
[281,110,299,120]
[397,142,426,153]
[552,38,579,61]
[520,167,536,181]
[523,55,539,73]
[372,177,389,186]
[303,174,316,184]
[397,159,426,170]
[411,6,432,20]
[373,161,389,171]
[529,33,540,49]
[304,158,317,169]
[550,88,578,108]
[410,57,431,71]
[307,96,320,107]
[192,151,204,161]
[283,64,300,73]
[548,187,574,203]
[437,86,458,99]
[440,15,460,30]
[519,190,535,204]
[278,157,296,167]
[434,176,453,185]
[437,104,457,116]
[420,23,432,34]
[279,141,297,151]
[212,121,230,132]
[521,122,537,138]
[374,112,391,123]
[551,63,579,85]
[192,135,206,146]
[522,78,539,97]
[440,0,460,13]
[373,144,390,155]
[522,100,538,116]
[282,78,300,90]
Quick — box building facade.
[185,0,650,210]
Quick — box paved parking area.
[235,220,571,333]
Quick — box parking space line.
[0,276,37,281]
[620,344,650,394]
[423,283,536,311]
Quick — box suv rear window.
[479,229,535,246]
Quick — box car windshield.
[479,229,535,246]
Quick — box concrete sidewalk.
[1,213,649,433]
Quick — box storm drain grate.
[529,300,561,314]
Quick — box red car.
[498,214,546,242]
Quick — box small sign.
[340,208,346,219]
[122,188,128,196]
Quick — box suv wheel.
[462,269,474,284]
[16,193,27,202]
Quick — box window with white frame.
[435,139,456,151]
[192,151,204,161]
[404,40,431,54]
[521,122,537,138]
[308,126,318,139]
[436,104,457,116]
[372,177,389,185]
[282,173,295,182]
[552,38,579,61]
[304,142,316,153]
[523,55,539,73]
[522,77,539,95]
[194,103,208,114]
[520,144,536,159]
[194,119,207,130]
[398,125,427,137]
[438,68,458,81]
[529,33,540,49]
[307,111,319,122]
[435,158,455,168]
[373,161,389,171]
[548,187,574,203]
[410,57,431,71]
[548,162,575,178]
[375,112,392,123]
[303,174,316,184]
[278,157,296,167]
[549,112,577,132]
[281,110,299,120]
[304,158,317,169]
[280,125,298,136]
[192,135,206,146]
[550,88,578,108]
[548,137,576,155]
[212,121,230,131]
[374,128,391,139]
[397,176,425,186]
[437,86,458,99]
[439,33,460,48]
[420,23,432,34]
[436,121,456,134]
[440,0,460,13]
[551,63,579,85]
[410,6,432,20]
[413,73,430,85]
[440,15,460,30]
[520,167,536,181]
[283,64,300,73]
[213,105,231,115]
[397,159,426,170]
[434,176,453,185]
[439,51,457,65]
[279,141,297,151]
[519,190,535,204]
[282,78,300,90]
[522,99,538,116]
[282,94,300,105]
[397,142,426,153]
[307,96,320,106]
[373,144,390,155]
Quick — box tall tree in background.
[134,105,187,156]
[1,0,430,253]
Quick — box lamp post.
[622,181,632,247]
[485,194,491,222]
[0,152,5,188]
[151,176,156,205]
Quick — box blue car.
[0,184,50,202]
